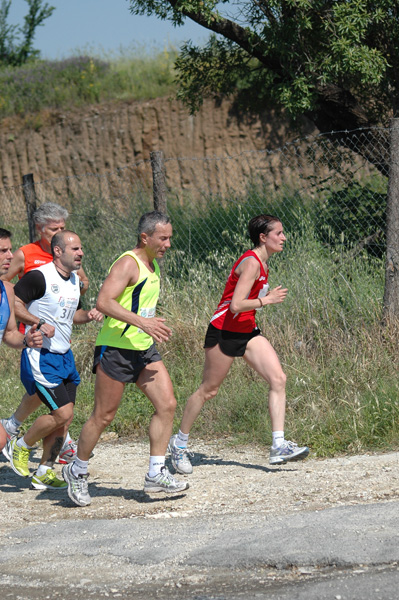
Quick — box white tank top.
[25,262,80,353]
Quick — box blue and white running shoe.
[269,440,309,465]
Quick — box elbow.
[96,298,107,314]
[230,301,240,313]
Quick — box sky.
[8,0,209,59]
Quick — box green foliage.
[0,46,178,119]
[316,180,387,258]
[128,0,399,129]
[175,36,253,112]
[0,0,54,66]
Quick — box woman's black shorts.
[203,323,261,357]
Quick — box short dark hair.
[51,230,78,256]
[0,227,12,240]
[137,211,171,244]
[248,214,282,247]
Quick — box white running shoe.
[144,466,189,493]
[58,440,77,464]
[0,418,19,460]
[62,462,91,506]
[168,434,193,474]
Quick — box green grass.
[0,45,178,121]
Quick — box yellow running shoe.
[31,469,68,490]
[8,438,31,477]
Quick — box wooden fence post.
[383,118,399,321]
[150,151,167,214]
[22,173,37,243]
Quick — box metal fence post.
[150,151,167,214]
[22,173,37,242]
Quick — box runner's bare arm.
[2,283,43,349]
[230,257,262,313]
[14,295,55,338]
[74,307,103,324]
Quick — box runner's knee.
[154,394,177,417]
[164,395,177,414]
[92,409,117,430]
[52,405,74,427]
[200,385,219,403]
[269,370,287,391]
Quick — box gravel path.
[1,435,399,535]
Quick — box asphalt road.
[1,500,398,599]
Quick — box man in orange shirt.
[1,203,89,463]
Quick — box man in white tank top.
[4,231,102,491]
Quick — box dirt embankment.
[0,97,315,198]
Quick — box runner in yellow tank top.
[63,211,189,507]
[96,250,160,351]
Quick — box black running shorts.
[35,380,77,411]
[203,323,261,357]
[92,344,162,383]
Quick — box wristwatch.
[22,336,28,348]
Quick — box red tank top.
[20,241,52,275]
[210,250,269,333]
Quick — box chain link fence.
[0,126,390,298]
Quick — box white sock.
[71,456,89,477]
[272,431,285,449]
[148,456,165,478]
[9,414,22,432]
[17,437,35,450]
[175,429,189,449]
[36,464,51,476]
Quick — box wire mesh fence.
[0,126,390,298]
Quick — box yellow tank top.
[96,251,160,351]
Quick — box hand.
[37,322,55,338]
[265,285,288,305]
[140,317,172,344]
[25,324,43,348]
[87,308,103,322]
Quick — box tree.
[128,2,399,130]
[0,0,54,67]
[129,0,399,319]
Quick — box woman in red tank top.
[168,214,309,472]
